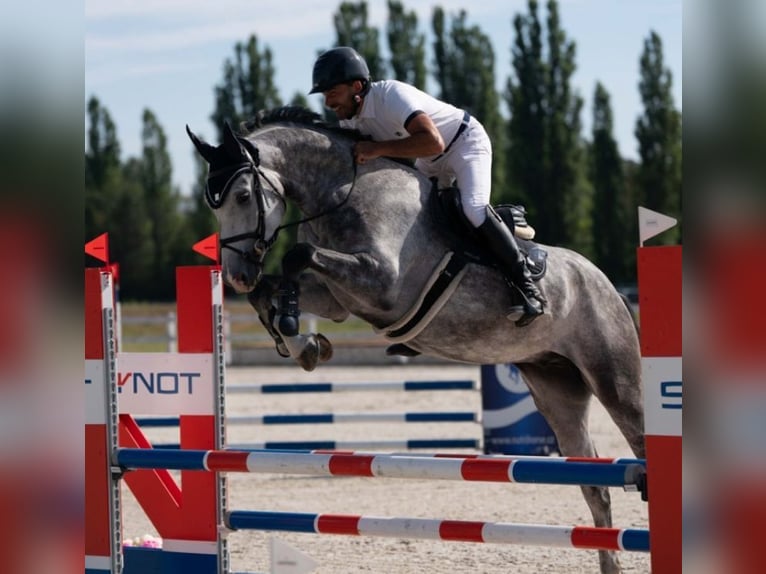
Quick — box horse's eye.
[235,190,251,204]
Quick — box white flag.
[638,206,677,245]
[270,537,317,574]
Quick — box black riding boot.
[477,206,545,327]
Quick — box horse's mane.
[239,105,366,141]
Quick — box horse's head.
[186,122,286,292]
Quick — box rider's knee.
[462,202,488,228]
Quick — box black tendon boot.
[477,205,545,326]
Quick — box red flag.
[192,233,220,264]
[84,233,109,264]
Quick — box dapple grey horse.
[187,106,644,574]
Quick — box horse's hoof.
[316,333,333,362]
[296,341,320,372]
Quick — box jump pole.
[115,448,646,489]
[636,208,682,573]
[226,379,478,393]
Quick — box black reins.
[206,142,359,262]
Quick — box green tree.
[208,34,290,275]
[333,1,386,80]
[505,2,545,213]
[431,8,507,202]
[289,92,310,108]
[111,159,154,299]
[211,35,282,140]
[141,109,184,298]
[635,30,682,245]
[505,0,585,249]
[85,96,122,238]
[85,97,154,297]
[186,150,218,246]
[590,82,629,281]
[386,0,426,89]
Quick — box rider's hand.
[353,141,380,164]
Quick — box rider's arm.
[353,113,444,163]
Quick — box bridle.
[206,140,359,264]
[205,148,286,264]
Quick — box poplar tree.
[333,1,386,80]
[506,0,585,248]
[112,157,154,298]
[431,8,507,201]
[211,35,282,140]
[85,96,122,236]
[590,82,630,281]
[141,109,184,298]
[635,30,682,245]
[386,0,426,89]
[208,35,289,275]
[86,97,153,298]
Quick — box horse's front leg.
[264,245,352,371]
[246,275,290,358]
[283,242,400,309]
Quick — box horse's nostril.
[231,271,249,287]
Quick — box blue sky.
[85,0,682,196]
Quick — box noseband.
[205,149,285,263]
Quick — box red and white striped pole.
[636,208,682,573]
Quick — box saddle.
[378,184,549,350]
[430,184,548,282]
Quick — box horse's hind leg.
[579,352,645,459]
[517,360,623,574]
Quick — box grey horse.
[187,106,644,574]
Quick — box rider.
[309,46,545,328]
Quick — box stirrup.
[509,284,544,327]
[505,305,524,321]
[515,306,543,327]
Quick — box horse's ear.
[186,125,216,164]
[222,121,248,161]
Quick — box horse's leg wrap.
[273,243,313,339]
[247,276,290,357]
[276,280,301,337]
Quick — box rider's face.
[323,82,361,120]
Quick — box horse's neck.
[255,127,354,212]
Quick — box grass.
[118,298,378,353]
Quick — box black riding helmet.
[309,47,370,94]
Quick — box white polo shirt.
[340,80,466,162]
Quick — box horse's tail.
[619,292,640,338]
